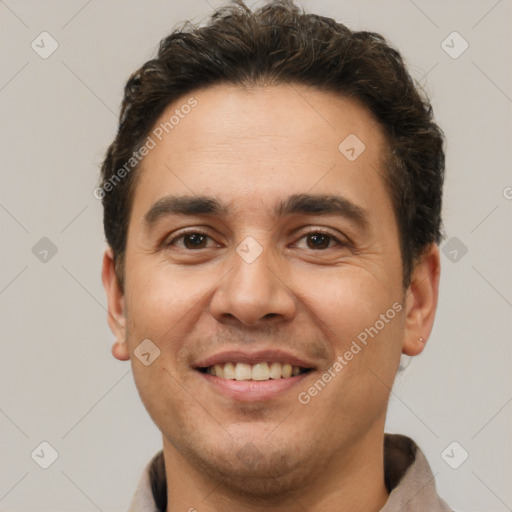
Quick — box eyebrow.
[143,193,369,230]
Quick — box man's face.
[105,83,429,494]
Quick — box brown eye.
[306,233,333,250]
[166,231,214,250]
[182,233,208,249]
[297,230,345,251]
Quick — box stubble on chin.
[166,430,319,505]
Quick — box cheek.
[123,271,187,406]
[124,268,193,423]
[303,265,400,335]
[300,265,404,389]
[123,261,219,381]
[131,360,193,439]
[125,263,195,333]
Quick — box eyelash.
[164,228,347,251]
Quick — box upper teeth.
[206,362,305,380]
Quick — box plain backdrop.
[0,1,511,510]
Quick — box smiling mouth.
[197,362,312,381]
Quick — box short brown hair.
[99,0,445,288]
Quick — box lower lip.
[197,370,312,402]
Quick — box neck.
[162,429,389,512]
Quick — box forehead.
[149,83,386,160]
[130,83,392,222]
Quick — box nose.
[209,245,297,327]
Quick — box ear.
[402,243,441,356]
[101,248,130,361]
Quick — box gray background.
[1,0,511,510]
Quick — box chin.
[182,437,315,502]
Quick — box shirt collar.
[128,433,452,512]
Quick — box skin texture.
[102,83,440,512]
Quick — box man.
[99,1,451,510]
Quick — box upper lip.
[193,349,316,370]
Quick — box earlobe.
[101,248,130,361]
[112,339,130,361]
[402,243,441,357]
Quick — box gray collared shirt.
[128,434,453,512]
